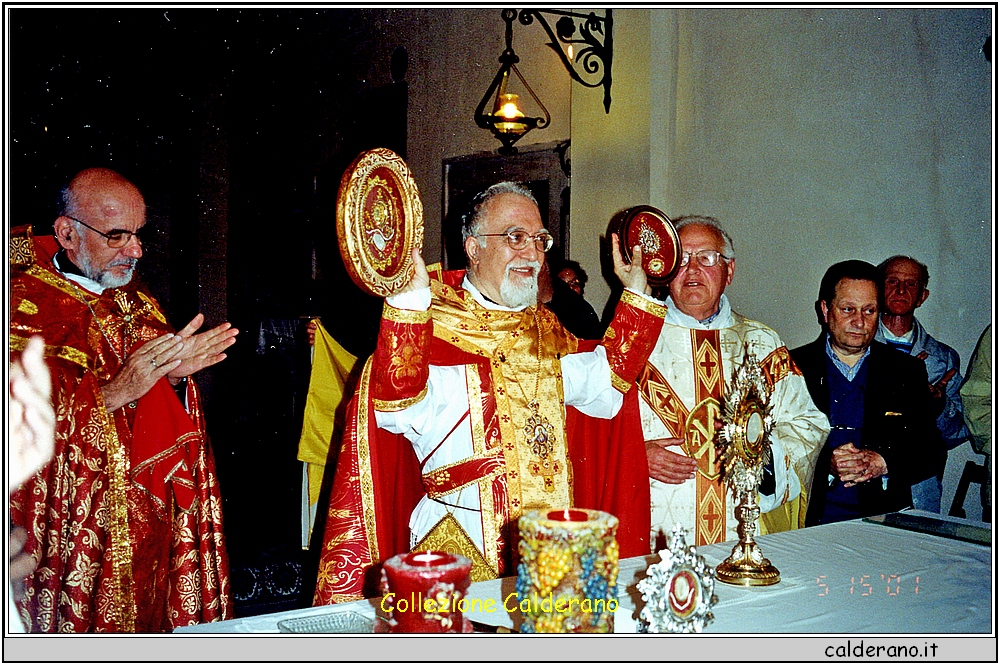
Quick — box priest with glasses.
[315,182,666,603]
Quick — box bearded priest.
[314,182,665,604]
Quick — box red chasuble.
[314,270,662,604]
[9,226,232,632]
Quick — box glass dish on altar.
[276,611,376,634]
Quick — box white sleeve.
[374,365,470,459]
[386,286,431,312]
[561,345,624,419]
[758,370,830,509]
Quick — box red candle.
[380,551,472,633]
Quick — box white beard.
[499,260,540,309]
[78,252,136,289]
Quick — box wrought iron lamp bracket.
[517,8,613,113]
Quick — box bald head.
[61,168,145,224]
[54,168,146,289]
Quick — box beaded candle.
[380,551,472,633]
[516,508,620,633]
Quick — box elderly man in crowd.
[874,255,969,512]
[9,168,237,631]
[638,215,828,548]
[314,182,665,603]
[791,260,945,525]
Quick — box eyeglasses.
[66,215,146,249]
[679,249,729,268]
[476,230,554,253]
[885,277,922,292]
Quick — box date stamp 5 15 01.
[817,574,920,596]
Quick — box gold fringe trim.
[610,371,632,394]
[466,365,500,575]
[9,334,92,371]
[619,289,667,318]
[382,302,432,324]
[24,264,92,301]
[372,385,428,412]
[421,453,505,499]
[356,360,381,563]
[137,291,167,324]
[95,391,137,632]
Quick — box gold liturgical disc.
[337,147,424,297]
[607,205,681,287]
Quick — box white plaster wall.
[356,8,990,363]
[570,8,652,315]
[573,8,993,368]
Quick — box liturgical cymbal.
[607,205,681,287]
[337,147,424,297]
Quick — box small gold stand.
[716,346,780,587]
[714,490,780,586]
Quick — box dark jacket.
[790,337,946,525]
[543,277,605,340]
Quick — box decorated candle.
[516,508,620,633]
[380,551,472,633]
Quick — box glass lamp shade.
[491,93,529,135]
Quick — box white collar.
[663,294,734,330]
[878,319,915,343]
[53,252,105,295]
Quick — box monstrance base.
[715,545,780,587]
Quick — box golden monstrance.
[715,346,780,586]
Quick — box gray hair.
[461,181,539,247]
[58,183,81,219]
[673,215,735,259]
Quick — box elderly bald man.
[10,168,236,632]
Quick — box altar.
[176,511,991,635]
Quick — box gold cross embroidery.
[528,457,562,492]
[104,290,153,351]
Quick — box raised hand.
[611,233,650,295]
[167,313,239,384]
[645,437,698,484]
[101,333,185,411]
[395,247,430,296]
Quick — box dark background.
[9,8,408,615]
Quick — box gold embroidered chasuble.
[313,270,665,604]
[428,280,578,516]
[638,312,828,548]
[8,226,232,632]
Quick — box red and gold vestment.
[8,226,232,632]
[314,269,664,604]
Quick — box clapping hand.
[102,333,185,411]
[167,313,239,384]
